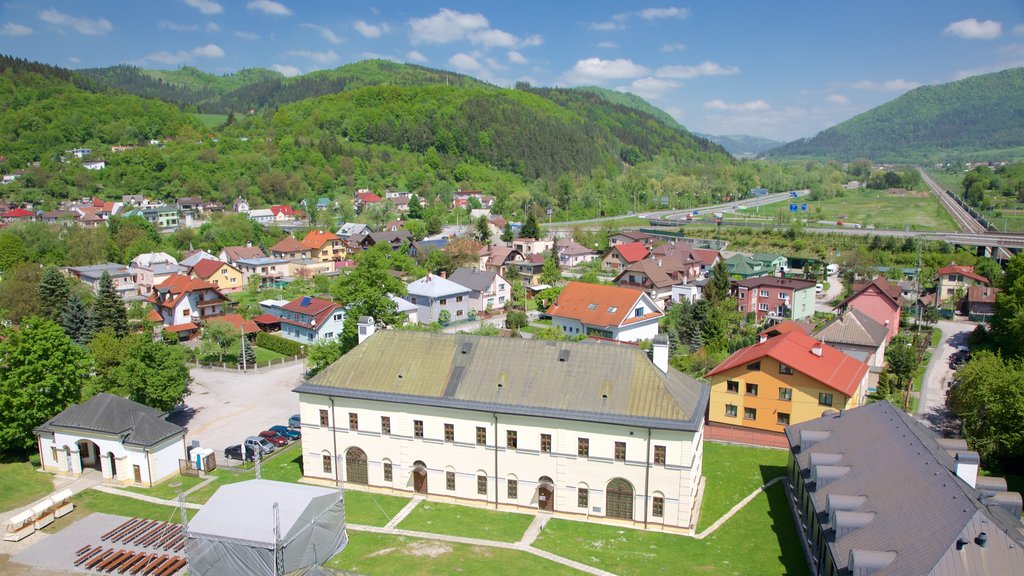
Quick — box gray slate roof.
[812,307,889,348]
[35,393,185,448]
[448,267,497,292]
[786,401,1024,576]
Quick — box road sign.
[789,204,798,212]
[789,191,798,198]
[750,187,769,196]
[661,196,668,206]
[692,210,698,216]
[801,203,807,211]
[546,208,553,216]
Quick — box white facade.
[671,283,703,304]
[37,430,184,485]
[298,395,703,530]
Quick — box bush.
[505,310,528,330]
[256,331,304,356]
[161,330,178,344]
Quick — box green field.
[191,113,228,129]
[0,461,53,513]
[398,501,534,543]
[806,189,957,231]
[698,442,790,531]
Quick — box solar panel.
[300,296,312,307]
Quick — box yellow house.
[189,258,246,293]
[301,230,345,263]
[705,325,869,442]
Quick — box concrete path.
[917,319,974,435]
[519,513,550,546]
[384,495,423,529]
[91,485,203,510]
[693,477,784,540]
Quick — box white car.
[815,283,824,294]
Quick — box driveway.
[814,272,843,313]
[169,362,305,466]
[917,319,975,435]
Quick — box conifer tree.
[91,272,129,338]
[475,215,493,244]
[706,258,732,305]
[38,266,70,323]
[241,336,257,368]
[520,212,540,240]
[61,292,89,345]
[501,222,514,244]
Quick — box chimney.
[439,271,446,279]
[759,333,768,343]
[652,334,669,373]
[954,451,980,488]
[357,316,376,344]
[246,241,252,247]
[812,342,823,357]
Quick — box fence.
[194,354,305,373]
[179,453,217,478]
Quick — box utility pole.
[240,326,247,372]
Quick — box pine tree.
[38,266,70,323]
[61,292,89,345]
[475,215,493,245]
[501,222,514,244]
[241,336,257,368]
[706,258,732,305]
[540,249,562,286]
[91,272,129,338]
[520,212,540,240]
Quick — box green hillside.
[695,133,784,158]
[766,67,1024,162]
[574,86,685,130]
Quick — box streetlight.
[300,345,306,374]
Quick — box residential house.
[67,148,92,159]
[613,251,701,308]
[705,329,869,446]
[488,215,508,241]
[270,236,312,261]
[270,296,345,344]
[270,205,304,222]
[354,190,383,212]
[449,267,511,313]
[693,249,722,275]
[66,263,138,301]
[671,278,708,304]
[232,197,250,213]
[121,194,145,206]
[203,201,223,214]
[2,207,36,222]
[967,286,999,322]
[390,294,419,324]
[514,254,546,287]
[129,253,187,297]
[556,239,599,267]
[751,253,788,274]
[179,250,218,269]
[609,231,655,247]
[786,401,1024,576]
[149,274,230,338]
[189,258,245,293]
[406,274,472,324]
[513,238,554,257]
[301,230,345,262]
[1,170,25,185]
[82,160,105,171]
[248,208,274,223]
[408,238,449,259]
[723,253,772,279]
[219,243,266,266]
[812,308,889,391]
[336,222,371,241]
[936,264,991,304]
[40,210,77,225]
[175,197,205,216]
[134,206,179,230]
[734,277,816,321]
[547,282,663,342]
[835,277,903,341]
[295,327,708,531]
[207,313,260,339]
[481,246,523,275]
[235,257,290,288]
[360,230,413,251]
[389,195,411,213]
[380,220,406,232]
[34,393,186,485]
[601,242,649,271]
[453,189,492,209]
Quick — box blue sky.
[2,1,1024,141]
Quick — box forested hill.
[695,133,784,158]
[574,86,685,130]
[765,67,1024,162]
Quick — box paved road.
[916,319,975,436]
[814,273,843,314]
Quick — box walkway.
[917,319,974,435]
[91,485,203,510]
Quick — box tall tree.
[0,318,91,451]
[38,266,70,323]
[87,331,191,411]
[885,334,919,400]
[91,272,129,337]
[706,258,732,305]
[0,263,43,322]
[947,351,1024,467]
[240,336,256,369]
[540,249,562,286]
[332,243,409,352]
[407,194,423,219]
[61,292,90,345]
[501,222,515,244]
[198,321,240,363]
[0,232,28,273]
[475,215,493,244]
[519,212,541,240]
[993,253,1024,359]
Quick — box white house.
[294,327,708,532]
[406,274,471,324]
[34,393,186,486]
[547,281,664,342]
[448,267,511,313]
[148,274,229,339]
[248,208,274,223]
[270,296,345,344]
[129,252,186,296]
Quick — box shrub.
[505,310,528,330]
[256,331,304,356]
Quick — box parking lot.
[169,361,305,466]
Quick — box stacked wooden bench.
[74,517,186,575]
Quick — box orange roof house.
[270,236,310,260]
[601,241,650,271]
[546,281,663,343]
[149,274,230,336]
[301,230,345,262]
[189,258,245,293]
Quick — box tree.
[706,258,731,305]
[540,249,562,286]
[0,318,91,451]
[438,309,452,325]
[247,273,263,295]
[407,194,423,219]
[198,321,240,363]
[0,232,28,273]
[505,309,528,330]
[885,334,918,400]
[86,331,190,412]
[947,351,1024,467]
[306,340,344,377]
[992,252,1024,358]
[0,263,42,322]
[240,336,256,369]
[38,266,70,323]
[332,243,408,352]
[475,215,493,244]
[61,292,91,345]
[501,222,514,244]
[91,272,128,337]
[519,212,540,240]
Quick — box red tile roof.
[208,313,260,334]
[147,309,163,322]
[190,258,233,279]
[837,276,904,309]
[222,245,265,261]
[758,320,813,338]
[937,264,989,285]
[546,281,660,328]
[252,313,283,324]
[301,230,340,250]
[692,249,721,265]
[706,330,868,397]
[612,242,649,263]
[164,322,198,333]
[2,208,34,218]
[150,274,225,310]
[280,296,340,330]
[356,191,382,203]
[271,236,306,253]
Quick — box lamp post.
[300,345,306,374]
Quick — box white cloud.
[1,22,32,36]
[353,20,390,39]
[184,0,223,15]
[68,56,80,63]
[520,34,543,47]
[564,57,649,83]
[591,8,686,30]
[704,99,770,111]
[640,7,688,20]
[409,8,488,44]
[159,20,198,31]
[145,43,225,65]
[271,64,301,77]
[617,77,680,99]
[448,52,484,73]
[849,78,920,92]
[406,50,428,63]
[39,9,112,35]
[247,0,291,16]
[825,94,850,105]
[660,42,686,52]
[205,22,220,32]
[598,41,617,48]
[507,50,527,64]
[1015,24,1024,36]
[944,18,1002,40]
[469,28,518,48]
[303,23,342,43]
[285,49,339,65]
[235,31,259,40]
[590,20,625,31]
[656,61,739,79]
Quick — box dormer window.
[587,303,597,310]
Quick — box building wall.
[408,293,470,323]
[197,263,244,293]
[708,357,856,433]
[791,288,814,320]
[37,430,185,485]
[847,291,899,341]
[280,311,345,343]
[297,394,703,529]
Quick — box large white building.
[294,325,709,531]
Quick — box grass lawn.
[123,473,206,500]
[398,501,534,543]
[698,442,789,531]
[254,346,286,363]
[343,490,410,527]
[806,189,957,231]
[183,443,303,504]
[0,461,53,513]
[931,327,943,348]
[191,113,228,129]
[534,482,807,576]
[43,490,197,534]
[328,531,587,576]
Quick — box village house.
[613,251,702,309]
[270,236,312,261]
[734,276,816,321]
[235,257,290,288]
[336,222,372,241]
[301,230,345,262]
[129,253,187,297]
[66,263,138,302]
[835,277,903,341]
[247,208,274,223]
[270,205,304,222]
[936,264,991,303]
[609,231,655,247]
[232,197,250,213]
[294,326,708,531]
[812,308,888,390]
[406,274,472,324]
[148,274,230,339]
[966,286,1000,322]
[360,230,413,251]
[556,238,599,267]
[2,207,36,222]
[512,237,554,257]
[723,253,773,279]
[547,282,663,342]
[513,253,546,287]
[132,206,179,231]
[269,296,345,344]
[408,238,449,259]
[449,267,511,313]
[219,243,266,266]
[354,190,383,212]
[175,197,205,216]
[601,242,649,271]
[189,258,245,293]
[179,250,218,268]
[481,246,523,275]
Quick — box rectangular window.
[615,441,626,462]
[478,474,487,495]
[758,303,769,311]
[726,380,739,394]
[381,416,391,435]
[760,290,769,297]
[578,488,589,508]
[725,404,738,418]
[634,307,644,317]
[507,430,518,449]
[746,361,761,370]
[476,426,487,446]
[779,363,794,375]
[322,455,332,474]
[819,392,834,407]
[446,471,455,491]
[653,496,664,518]
[654,445,666,465]
[319,409,329,427]
[456,296,463,302]
[508,479,518,499]
[349,412,358,431]
[578,438,589,457]
[777,413,791,426]
[778,388,792,401]
[384,462,393,481]
[51,447,58,462]
[444,423,455,443]
[541,434,552,453]
[746,383,758,396]
[414,420,424,439]
[744,407,757,421]
[440,298,447,305]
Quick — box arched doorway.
[412,461,428,494]
[105,452,118,480]
[345,447,368,484]
[63,446,73,473]
[606,478,634,520]
[537,476,555,512]
[75,440,100,472]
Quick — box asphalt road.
[916,319,975,436]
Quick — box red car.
[258,431,289,446]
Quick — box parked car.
[258,430,289,446]
[288,414,301,429]
[815,283,824,294]
[270,425,301,440]
[244,435,275,455]
[224,444,254,462]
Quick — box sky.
[2,1,1024,142]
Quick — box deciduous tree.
[86,331,190,411]
[540,249,561,286]
[0,263,42,322]
[332,243,408,352]
[948,351,1024,467]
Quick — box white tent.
[186,480,347,576]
